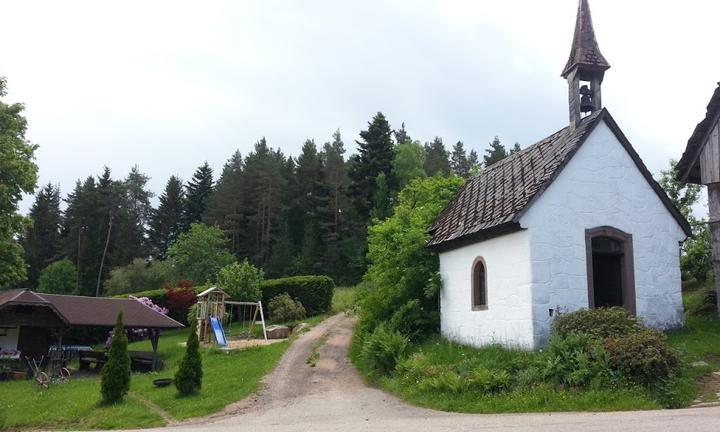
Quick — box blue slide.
[209,316,228,347]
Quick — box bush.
[37,259,76,294]
[175,320,203,395]
[104,259,174,295]
[100,313,131,403]
[603,328,679,385]
[359,176,463,334]
[553,307,644,339]
[689,289,718,317]
[359,323,409,376]
[217,260,264,301]
[681,222,712,282]
[261,275,334,316]
[165,286,197,324]
[539,333,613,387]
[268,293,306,323]
[388,299,439,342]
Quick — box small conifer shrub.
[175,320,203,395]
[101,312,131,403]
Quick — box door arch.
[585,226,636,314]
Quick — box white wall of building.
[520,121,687,347]
[0,326,19,351]
[439,230,535,349]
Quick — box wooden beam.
[708,184,720,315]
[149,329,159,372]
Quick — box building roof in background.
[427,109,691,252]
[676,83,720,184]
[562,0,610,78]
[0,289,183,328]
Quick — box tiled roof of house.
[561,0,610,78]
[0,289,183,329]
[427,109,691,252]
[677,83,720,184]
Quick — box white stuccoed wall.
[439,230,535,349]
[520,121,687,347]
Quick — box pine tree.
[122,166,154,256]
[483,136,509,167]
[101,312,131,403]
[423,137,450,176]
[183,162,214,230]
[63,177,101,295]
[292,139,327,273]
[241,139,289,269]
[468,149,480,174]
[348,112,396,220]
[22,183,63,287]
[204,151,245,255]
[450,141,471,178]
[510,142,521,155]
[148,176,186,259]
[175,319,203,395]
[394,122,412,145]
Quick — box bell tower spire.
[562,0,610,128]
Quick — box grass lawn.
[0,326,289,430]
[0,286,355,431]
[352,284,720,413]
[355,336,662,413]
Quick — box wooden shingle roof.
[427,110,691,252]
[561,0,610,78]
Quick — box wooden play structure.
[196,287,267,346]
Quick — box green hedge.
[111,286,207,308]
[112,275,335,317]
[261,276,335,316]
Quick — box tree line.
[12,103,522,295]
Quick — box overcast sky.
[2,0,719,215]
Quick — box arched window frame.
[471,257,488,311]
[585,226,636,314]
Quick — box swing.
[225,301,268,341]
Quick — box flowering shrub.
[106,296,169,347]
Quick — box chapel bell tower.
[562,0,610,128]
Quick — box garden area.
[0,267,344,430]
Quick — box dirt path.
[126,314,720,432]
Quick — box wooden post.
[149,329,159,372]
[708,184,720,314]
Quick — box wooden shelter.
[677,83,720,313]
[0,289,183,370]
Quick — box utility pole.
[96,213,114,297]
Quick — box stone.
[266,325,290,339]
[692,361,710,367]
[294,323,311,334]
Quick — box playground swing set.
[196,287,268,347]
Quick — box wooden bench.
[78,350,106,371]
